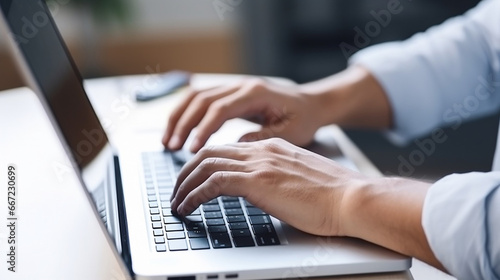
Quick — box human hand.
[162,78,324,153]
[170,138,368,236]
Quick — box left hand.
[170,138,369,236]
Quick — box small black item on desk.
[135,71,190,102]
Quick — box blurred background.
[1,0,495,180]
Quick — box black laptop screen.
[0,0,108,168]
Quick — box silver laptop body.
[0,1,411,279]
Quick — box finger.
[171,145,249,200]
[239,127,280,143]
[170,158,249,211]
[162,87,199,147]
[176,171,250,216]
[189,90,265,152]
[169,84,241,150]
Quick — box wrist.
[337,176,395,238]
[298,66,392,129]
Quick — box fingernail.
[169,135,181,150]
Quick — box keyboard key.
[208,225,228,233]
[147,189,156,195]
[154,237,165,244]
[156,244,167,252]
[226,215,246,223]
[221,196,239,202]
[187,230,207,238]
[252,224,276,236]
[206,218,225,226]
[210,233,232,248]
[246,207,266,216]
[225,208,243,216]
[157,181,173,188]
[150,208,160,215]
[158,188,171,195]
[184,215,203,223]
[186,222,205,231]
[148,195,157,202]
[161,201,171,208]
[156,176,172,183]
[149,202,159,208]
[151,215,162,222]
[190,238,210,250]
[228,222,248,230]
[160,195,171,202]
[223,201,241,209]
[152,222,162,229]
[255,234,280,246]
[165,224,184,231]
[162,209,174,216]
[155,169,171,176]
[231,229,252,238]
[153,229,164,236]
[204,211,223,219]
[168,239,188,251]
[244,200,254,207]
[167,231,186,240]
[249,215,272,225]
[233,236,255,247]
[164,216,182,224]
[191,208,201,215]
[203,205,221,212]
[203,198,219,205]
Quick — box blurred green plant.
[50,0,130,23]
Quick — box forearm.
[299,66,393,129]
[340,177,446,271]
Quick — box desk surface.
[0,74,454,280]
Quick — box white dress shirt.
[349,0,500,279]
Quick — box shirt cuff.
[422,172,500,280]
[348,42,443,146]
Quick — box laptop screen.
[0,0,108,169]
[0,0,122,243]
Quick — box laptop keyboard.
[142,151,281,252]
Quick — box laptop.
[0,0,411,279]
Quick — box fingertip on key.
[168,135,182,150]
[190,138,202,153]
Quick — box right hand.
[162,78,324,152]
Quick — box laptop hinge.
[114,155,134,277]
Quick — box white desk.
[0,74,454,280]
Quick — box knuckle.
[210,171,227,185]
[205,172,226,194]
[192,93,212,108]
[245,78,267,91]
[261,138,284,153]
[252,168,274,184]
[199,157,218,172]
[209,100,229,116]
[265,157,280,169]
[198,145,216,158]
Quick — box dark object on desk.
[135,71,190,102]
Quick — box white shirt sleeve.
[422,172,500,280]
[347,1,500,279]
[349,0,500,145]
